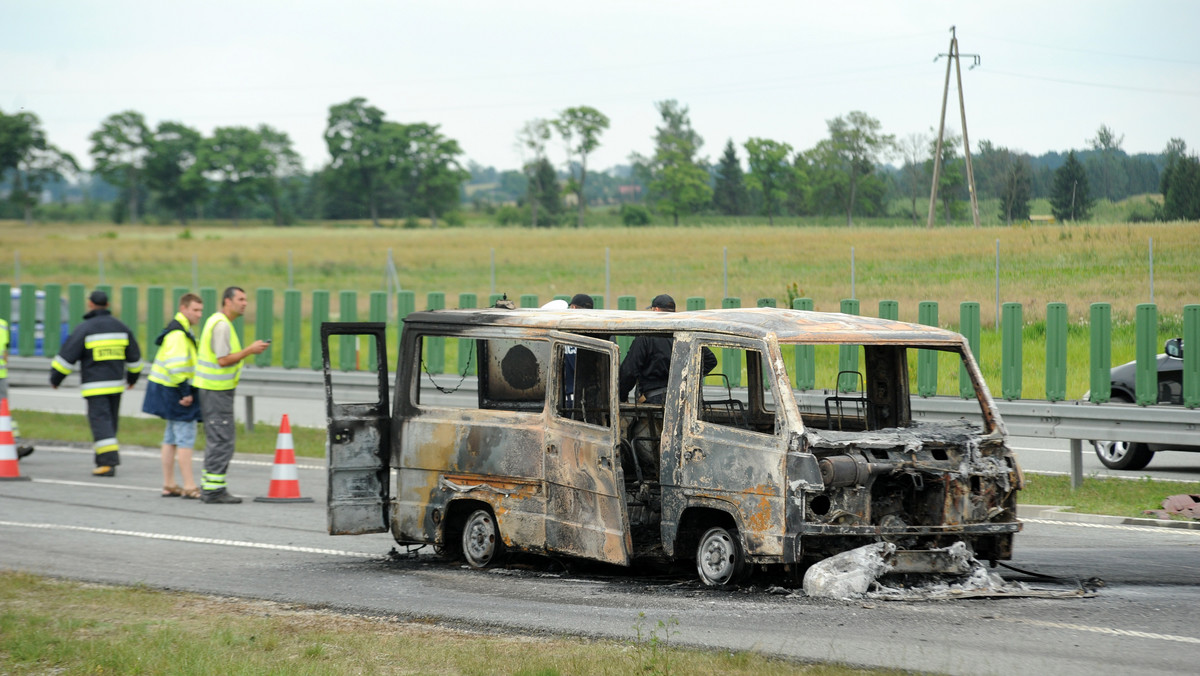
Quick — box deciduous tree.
[553,106,609,228]
[896,132,930,225]
[516,118,552,227]
[648,100,711,225]
[146,121,205,224]
[325,97,403,228]
[198,126,272,226]
[90,110,151,224]
[404,122,469,228]
[258,124,303,226]
[3,111,78,224]
[1160,139,1200,221]
[824,111,894,227]
[743,138,794,226]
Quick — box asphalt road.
[3,441,1200,675]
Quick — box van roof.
[403,307,966,346]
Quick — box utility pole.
[927,26,981,229]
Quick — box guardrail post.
[367,291,387,372]
[1044,302,1068,402]
[686,297,705,311]
[1185,304,1199,409]
[283,289,301,369]
[17,283,36,356]
[723,297,742,387]
[200,288,217,330]
[918,301,938,397]
[590,294,604,310]
[426,292,445,373]
[1135,303,1157,406]
[145,286,164,365]
[458,293,477,375]
[519,294,538,308]
[1001,302,1023,400]
[878,300,898,321]
[310,290,329,371]
[1069,438,1083,490]
[756,297,776,308]
[1089,303,1111,403]
[43,283,63,357]
[338,291,358,372]
[838,299,860,391]
[68,284,85,332]
[959,302,980,399]
[254,288,274,367]
[793,298,814,390]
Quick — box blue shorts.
[163,419,198,448]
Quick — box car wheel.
[695,526,745,587]
[461,509,503,569]
[1093,440,1155,471]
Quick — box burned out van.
[321,307,1022,586]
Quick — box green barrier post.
[1184,304,1199,409]
[686,297,705,311]
[917,301,938,397]
[1135,303,1157,406]
[426,292,445,373]
[367,291,387,372]
[338,291,358,371]
[0,283,9,324]
[397,290,416,345]
[283,289,301,369]
[458,293,477,375]
[756,297,776,308]
[68,284,86,332]
[792,298,814,390]
[1045,302,1068,402]
[878,300,898,321]
[120,286,139,347]
[255,288,274,367]
[1088,303,1111,403]
[200,288,217,331]
[145,286,164,365]
[723,297,742,387]
[43,283,63,357]
[1001,302,1023,401]
[617,296,637,358]
[959,302,980,399]
[172,287,189,311]
[17,284,36,356]
[519,294,538,309]
[310,290,329,371]
[838,299,860,391]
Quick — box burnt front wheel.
[695,526,745,587]
[462,509,504,569]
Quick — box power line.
[981,69,1200,97]
[975,34,1200,66]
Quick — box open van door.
[321,322,391,535]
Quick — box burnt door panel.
[322,322,391,535]
[544,336,630,565]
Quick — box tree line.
[2,99,1199,226]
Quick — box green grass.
[1018,473,1200,519]
[0,573,899,676]
[13,409,328,458]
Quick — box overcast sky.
[5,1,1199,174]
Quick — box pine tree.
[1049,151,1094,221]
[712,139,748,215]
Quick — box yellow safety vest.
[147,312,197,388]
[193,312,242,391]
[0,318,8,379]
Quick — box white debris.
[802,542,897,599]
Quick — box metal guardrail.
[10,356,1198,488]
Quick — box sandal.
[162,485,182,498]
[181,487,201,500]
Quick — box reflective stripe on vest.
[147,313,197,388]
[0,318,8,379]
[194,312,242,391]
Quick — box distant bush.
[620,204,652,226]
[495,204,524,226]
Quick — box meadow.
[3,216,1196,399]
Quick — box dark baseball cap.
[89,290,109,306]
[569,293,594,309]
[647,294,676,311]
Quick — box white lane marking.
[28,445,324,470]
[0,520,378,558]
[998,617,1200,645]
[1024,518,1200,536]
[32,479,159,492]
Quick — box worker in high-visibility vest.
[142,293,204,499]
[192,286,268,504]
[50,290,143,476]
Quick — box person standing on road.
[142,293,204,499]
[193,286,268,504]
[49,290,143,477]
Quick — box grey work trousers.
[199,388,236,495]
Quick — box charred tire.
[695,526,745,587]
[462,509,503,569]
[1093,440,1155,471]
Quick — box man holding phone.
[193,286,269,504]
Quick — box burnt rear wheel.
[462,509,504,569]
[695,526,745,587]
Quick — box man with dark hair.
[193,286,268,504]
[50,290,143,477]
[568,293,594,310]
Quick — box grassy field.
[0,573,896,676]
[3,217,1196,401]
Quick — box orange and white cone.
[0,398,31,482]
[254,414,312,503]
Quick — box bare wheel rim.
[462,510,497,568]
[696,527,739,586]
[1093,440,1130,464]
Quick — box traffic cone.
[0,398,31,482]
[254,414,312,503]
